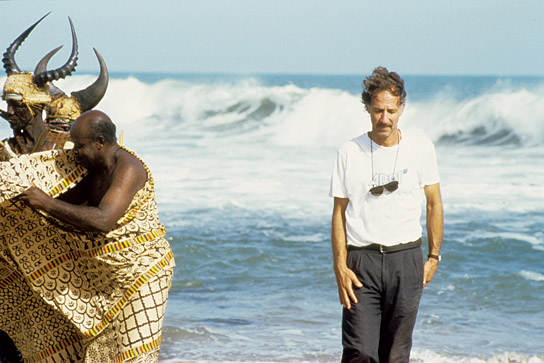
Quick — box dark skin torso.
[86,168,115,207]
[62,148,147,205]
[20,147,148,233]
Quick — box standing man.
[330,67,443,363]
[0,110,174,362]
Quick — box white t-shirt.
[329,130,440,247]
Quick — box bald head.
[72,110,117,144]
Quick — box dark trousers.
[341,246,423,363]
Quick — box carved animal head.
[2,13,109,132]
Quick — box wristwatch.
[428,254,441,262]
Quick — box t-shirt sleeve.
[329,148,348,198]
[422,140,440,186]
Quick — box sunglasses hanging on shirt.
[369,130,400,196]
[369,180,399,196]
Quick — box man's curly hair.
[361,67,406,110]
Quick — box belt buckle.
[380,245,385,253]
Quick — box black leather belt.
[347,238,421,254]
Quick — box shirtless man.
[19,110,145,232]
[11,109,173,361]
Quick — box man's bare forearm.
[331,197,362,308]
[42,197,114,233]
[331,197,349,270]
[425,185,443,256]
[427,205,443,255]
[20,187,114,233]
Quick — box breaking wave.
[1,74,544,148]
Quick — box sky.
[0,0,543,76]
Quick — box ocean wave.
[280,232,327,243]
[519,270,544,282]
[412,350,544,363]
[156,349,544,363]
[1,75,544,148]
[406,88,544,147]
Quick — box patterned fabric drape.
[0,148,175,362]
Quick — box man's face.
[368,90,404,144]
[70,122,98,169]
[4,100,36,130]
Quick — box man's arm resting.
[18,188,117,233]
[423,183,443,287]
[331,197,362,309]
[18,162,146,233]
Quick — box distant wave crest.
[2,75,543,147]
[520,270,544,282]
[407,88,544,147]
[412,349,544,363]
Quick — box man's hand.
[18,186,51,210]
[331,197,362,309]
[334,265,363,310]
[423,258,439,287]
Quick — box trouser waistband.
[347,238,421,254]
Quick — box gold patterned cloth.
[0,148,175,362]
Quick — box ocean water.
[1,73,543,362]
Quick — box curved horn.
[33,46,66,97]
[33,17,78,87]
[34,45,63,74]
[72,48,109,112]
[2,12,50,75]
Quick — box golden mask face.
[2,73,51,105]
[2,73,82,128]
[47,96,83,123]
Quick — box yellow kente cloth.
[0,148,175,362]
